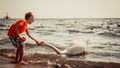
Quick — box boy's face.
[27,16,34,24]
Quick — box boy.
[7,12,43,64]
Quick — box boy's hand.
[19,37,26,42]
[35,41,43,46]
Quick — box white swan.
[42,40,89,56]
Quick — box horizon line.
[0,17,120,19]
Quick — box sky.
[0,0,120,18]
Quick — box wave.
[97,31,120,38]
[0,38,11,45]
[92,46,105,49]
[94,52,120,58]
[56,24,66,26]
[0,23,7,27]
[0,27,9,30]
[85,25,102,30]
[68,29,79,33]
[100,42,120,46]
[79,30,95,33]
[35,25,44,28]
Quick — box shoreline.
[0,49,120,68]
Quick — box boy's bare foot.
[19,61,28,65]
[15,60,19,63]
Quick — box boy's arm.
[25,29,37,42]
[25,29,43,45]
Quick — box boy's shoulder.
[14,19,27,27]
[15,19,26,24]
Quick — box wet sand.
[0,49,120,68]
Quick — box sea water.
[0,18,120,63]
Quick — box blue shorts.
[9,36,25,48]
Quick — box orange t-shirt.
[7,19,27,36]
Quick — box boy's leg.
[19,44,28,64]
[15,48,20,62]
[19,44,24,62]
[9,36,27,64]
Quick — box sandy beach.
[0,49,120,68]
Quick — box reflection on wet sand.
[14,63,22,68]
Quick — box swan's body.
[42,41,88,56]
